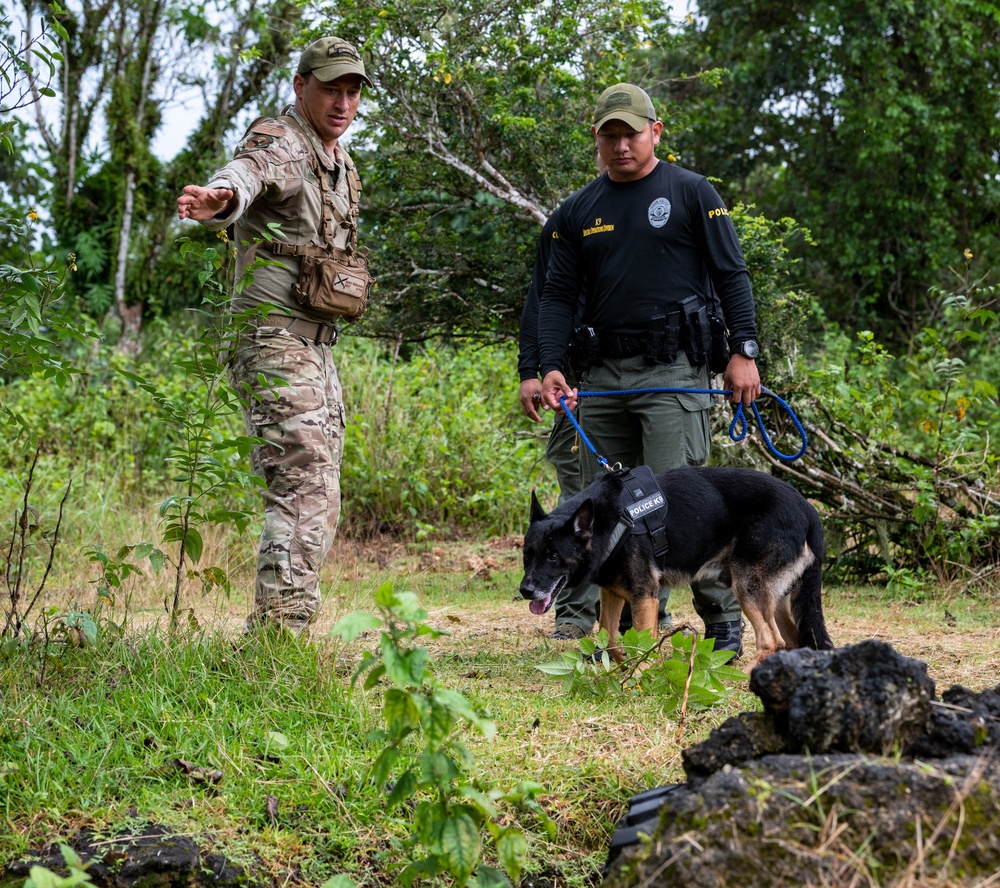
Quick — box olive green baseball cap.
[297,37,374,87]
[593,83,656,132]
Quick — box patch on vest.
[252,123,286,137]
[241,133,275,152]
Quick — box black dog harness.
[603,465,669,566]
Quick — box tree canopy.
[675,0,1000,340]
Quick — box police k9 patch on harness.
[625,492,665,522]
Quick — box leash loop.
[558,385,807,464]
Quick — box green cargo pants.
[575,353,741,628]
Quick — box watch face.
[742,341,759,358]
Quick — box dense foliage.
[674,0,1000,340]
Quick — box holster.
[708,311,731,373]
[681,295,712,369]
[571,326,603,373]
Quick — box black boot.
[704,620,743,660]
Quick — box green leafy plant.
[115,238,264,628]
[0,5,68,155]
[0,187,96,643]
[800,251,999,582]
[537,627,745,716]
[83,541,167,634]
[333,582,555,887]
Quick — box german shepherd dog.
[519,466,832,666]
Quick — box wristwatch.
[734,340,759,359]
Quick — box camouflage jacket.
[202,105,361,319]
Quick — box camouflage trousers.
[230,325,345,632]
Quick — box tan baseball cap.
[593,83,656,132]
[297,37,374,87]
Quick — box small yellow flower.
[27,207,38,221]
[216,229,229,243]
[67,252,78,272]
[667,154,677,163]
[443,72,452,85]
[963,248,973,260]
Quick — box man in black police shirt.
[538,83,761,657]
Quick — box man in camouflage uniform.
[177,36,373,634]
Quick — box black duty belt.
[599,333,649,359]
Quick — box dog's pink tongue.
[529,595,552,616]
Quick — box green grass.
[2,542,998,887]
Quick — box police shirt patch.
[648,197,671,228]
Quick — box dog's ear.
[529,489,547,523]
[571,498,595,541]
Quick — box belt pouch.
[293,252,372,321]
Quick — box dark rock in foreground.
[605,640,1000,887]
[3,824,260,888]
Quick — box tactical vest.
[262,112,364,262]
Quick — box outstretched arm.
[176,185,237,221]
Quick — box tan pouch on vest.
[292,252,372,321]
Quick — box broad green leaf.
[440,812,481,884]
[433,689,495,740]
[422,697,457,748]
[331,611,381,642]
[264,731,290,753]
[535,661,576,676]
[386,765,419,810]
[182,527,204,564]
[496,828,528,883]
[369,744,400,789]
[472,864,513,888]
[421,749,460,785]
[319,876,357,888]
[373,580,400,609]
[458,785,498,820]
[385,688,422,733]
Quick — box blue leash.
[557,386,808,469]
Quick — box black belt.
[599,332,649,359]
[256,313,339,345]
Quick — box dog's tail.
[792,506,834,650]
